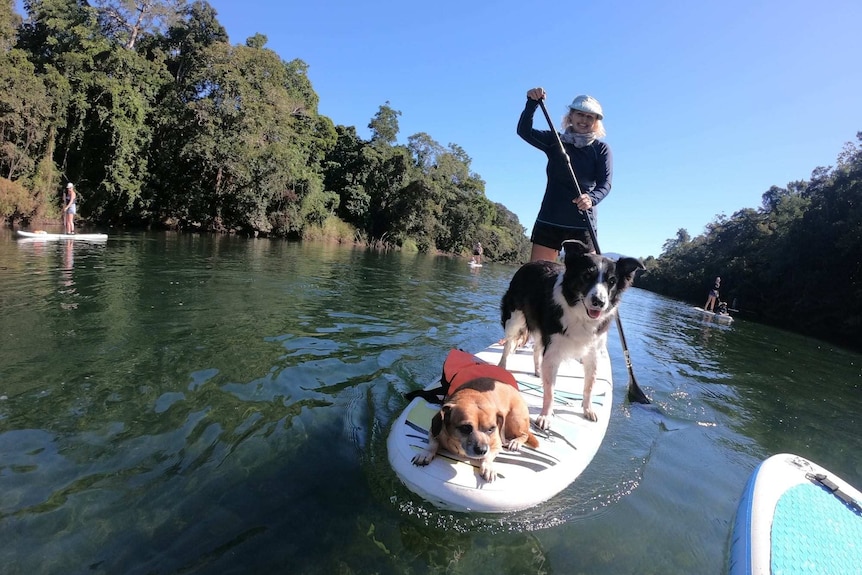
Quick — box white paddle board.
[387,341,612,513]
[693,306,733,323]
[16,230,108,241]
[729,453,862,575]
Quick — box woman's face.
[569,111,598,134]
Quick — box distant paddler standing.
[472,241,483,264]
[704,276,720,312]
[62,182,77,235]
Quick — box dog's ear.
[561,239,589,257]
[430,405,450,438]
[615,256,645,283]
[431,406,451,437]
[561,239,591,269]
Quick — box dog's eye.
[607,276,617,288]
[457,424,473,435]
[485,426,497,435]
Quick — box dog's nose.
[472,444,488,456]
[591,294,606,307]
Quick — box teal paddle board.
[730,453,862,575]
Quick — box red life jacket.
[404,349,518,403]
[441,349,519,396]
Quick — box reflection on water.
[0,230,860,574]
[59,240,77,307]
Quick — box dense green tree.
[323,125,375,232]
[153,36,334,233]
[160,0,227,87]
[366,146,411,240]
[94,0,184,50]
[662,228,690,254]
[78,46,168,222]
[0,0,53,189]
[368,100,400,146]
[140,0,226,225]
[484,202,530,263]
[0,0,46,221]
[0,0,19,47]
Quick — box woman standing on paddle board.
[517,87,612,262]
[704,276,721,312]
[62,182,77,235]
[472,241,483,264]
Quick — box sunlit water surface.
[1,230,860,574]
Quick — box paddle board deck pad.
[729,453,862,575]
[387,342,612,513]
[693,306,733,322]
[17,230,107,241]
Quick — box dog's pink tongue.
[588,308,601,319]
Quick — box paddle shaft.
[536,99,650,404]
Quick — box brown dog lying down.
[412,377,539,482]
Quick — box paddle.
[537,99,651,404]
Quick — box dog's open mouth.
[584,303,603,320]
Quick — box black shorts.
[530,221,595,252]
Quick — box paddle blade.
[627,373,651,404]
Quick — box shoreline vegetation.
[2,1,859,351]
[1,1,532,265]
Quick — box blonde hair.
[561,111,606,139]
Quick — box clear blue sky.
[25,1,862,258]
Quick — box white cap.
[66,182,74,189]
[568,95,603,119]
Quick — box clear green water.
[1,230,860,574]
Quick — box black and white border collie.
[498,240,644,427]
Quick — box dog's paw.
[412,451,434,466]
[535,414,553,430]
[504,438,524,451]
[582,403,598,422]
[480,462,498,482]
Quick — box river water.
[1,229,860,575]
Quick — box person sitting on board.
[62,182,77,235]
[472,242,483,264]
[704,276,720,311]
[517,87,612,262]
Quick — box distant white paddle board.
[693,306,733,323]
[16,230,108,241]
[387,341,612,513]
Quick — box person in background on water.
[472,241,483,265]
[62,182,77,234]
[704,276,721,311]
[517,86,612,262]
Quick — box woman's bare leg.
[530,243,558,263]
